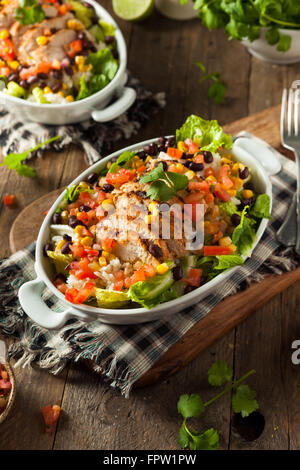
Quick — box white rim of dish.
[0,0,127,108]
[35,136,272,318]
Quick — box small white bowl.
[0,362,16,425]
[0,0,136,124]
[18,136,272,328]
[242,28,300,65]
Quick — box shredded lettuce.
[47,251,72,274]
[128,270,175,309]
[95,288,129,308]
[219,200,238,216]
[176,115,232,152]
[197,254,244,281]
[249,194,271,219]
[32,87,49,103]
[232,207,257,256]
[69,0,94,28]
[99,19,115,37]
[4,81,26,98]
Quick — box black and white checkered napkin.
[0,74,166,165]
[0,142,298,397]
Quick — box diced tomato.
[203,246,232,256]
[77,211,89,224]
[0,38,15,61]
[106,168,136,186]
[96,190,107,203]
[167,147,183,159]
[143,264,156,277]
[184,192,205,204]
[204,167,215,178]
[219,165,234,189]
[42,405,61,433]
[188,181,210,192]
[132,269,146,283]
[183,268,202,287]
[85,248,99,257]
[66,39,83,57]
[65,288,79,303]
[102,238,115,252]
[0,66,11,77]
[73,282,94,304]
[115,271,125,281]
[70,244,86,258]
[3,194,15,206]
[188,142,199,155]
[195,153,204,163]
[113,280,124,291]
[205,192,214,204]
[54,278,67,294]
[58,3,73,15]
[214,183,231,202]
[137,165,146,174]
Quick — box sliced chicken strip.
[0,0,18,30]
[30,29,77,65]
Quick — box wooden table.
[1,1,300,451]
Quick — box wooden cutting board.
[9,104,300,388]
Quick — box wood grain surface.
[1,0,300,450]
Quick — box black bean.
[50,27,57,34]
[79,204,91,212]
[144,143,158,156]
[165,136,175,147]
[135,190,147,199]
[64,66,74,76]
[183,160,193,168]
[158,136,166,146]
[103,183,114,193]
[86,172,98,184]
[148,243,163,259]
[61,58,71,68]
[184,285,196,295]
[50,69,62,79]
[63,234,72,242]
[8,72,19,82]
[52,82,62,93]
[69,215,84,228]
[61,242,71,254]
[52,212,62,224]
[239,166,249,180]
[105,35,115,45]
[91,16,98,25]
[77,31,86,40]
[231,213,241,227]
[189,162,204,172]
[37,72,48,80]
[54,273,66,282]
[155,160,167,171]
[43,243,53,257]
[172,265,183,281]
[19,80,29,90]
[203,151,213,163]
[27,75,38,85]
[136,150,147,161]
[112,49,119,59]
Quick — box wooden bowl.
[0,362,16,424]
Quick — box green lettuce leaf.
[176,115,232,152]
[69,0,94,28]
[86,49,118,81]
[249,194,271,219]
[47,251,73,274]
[128,270,175,309]
[232,206,256,256]
[219,200,238,216]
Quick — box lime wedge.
[112,0,154,21]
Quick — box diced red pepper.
[203,246,232,256]
[102,238,115,252]
[219,165,234,190]
[42,404,61,433]
[3,194,15,206]
[106,168,136,186]
[167,147,183,159]
[214,183,231,202]
[183,268,202,287]
[0,37,15,61]
[66,39,83,57]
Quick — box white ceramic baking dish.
[0,0,136,124]
[18,135,273,328]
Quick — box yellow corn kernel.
[102,199,113,206]
[81,236,93,247]
[231,177,243,190]
[108,253,116,261]
[177,141,187,152]
[219,236,232,247]
[0,30,9,40]
[176,163,184,172]
[145,156,152,163]
[75,55,85,65]
[227,189,237,197]
[185,170,195,180]
[74,225,85,235]
[78,64,86,72]
[242,189,253,199]
[0,59,5,67]
[62,82,68,90]
[206,175,217,183]
[144,214,152,225]
[232,163,240,172]
[43,86,52,94]
[102,250,110,259]
[67,19,83,30]
[222,153,232,160]
[7,60,19,70]
[229,243,237,253]
[66,95,74,102]
[156,263,169,275]
[36,36,49,46]
[221,157,232,166]
[61,210,69,224]
[58,91,64,97]
[98,256,107,267]
[56,239,66,251]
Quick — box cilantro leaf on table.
[140,163,188,201]
[177,394,205,419]
[176,115,232,152]
[178,423,190,449]
[15,0,45,25]
[207,360,233,386]
[0,136,61,178]
[232,385,259,417]
[196,61,227,105]
[189,428,219,451]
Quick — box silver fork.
[279,88,300,254]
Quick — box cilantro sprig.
[196,61,226,105]
[177,360,259,450]
[139,162,188,201]
[15,0,45,26]
[0,136,61,178]
[181,0,300,52]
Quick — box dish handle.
[91,86,136,122]
[18,278,90,330]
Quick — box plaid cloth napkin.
[0,142,298,397]
[0,74,165,165]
